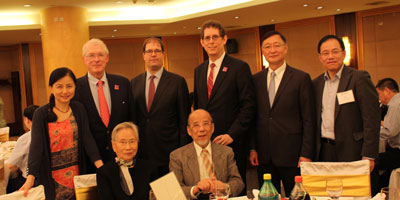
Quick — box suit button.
[106,146,109,150]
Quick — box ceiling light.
[336,8,342,12]
[24,4,31,7]
[183,26,187,29]
[271,19,275,22]
[115,1,123,4]
[303,4,308,7]
[234,16,239,19]
[111,35,115,38]
[113,29,118,32]
[173,32,177,35]
[316,6,324,10]
[197,26,201,30]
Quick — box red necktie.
[207,63,216,99]
[98,81,110,127]
[148,75,155,112]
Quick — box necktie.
[201,149,215,178]
[98,81,110,127]
[269,71,276,107]
[207,63,216,99]
[148,75,155,112]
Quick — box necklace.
[54,106,70,113]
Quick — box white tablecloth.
[0,141,17,195]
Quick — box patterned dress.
[48,113,79,200]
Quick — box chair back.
[300,160,371,197]
[0,185,45,200]
[74,174,98,200]
[0,127,9,142]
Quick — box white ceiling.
[0,0,399,45]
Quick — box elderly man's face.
[82,43,109,79]
[112,128,138,162]
[187,110,214,148]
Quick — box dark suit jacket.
[131,70,190,167]
[193,54,256,154]
[74,73,132,163]
[313,66,380,161]
[251,65,315,167]
[169,143,244,199]
[96,159,158,200]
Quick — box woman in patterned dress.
[20,67,104,199]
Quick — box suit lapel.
[211,143,224,180]
[335,66,352,121]
[149,70,169,113]
[82,75,103,125]
[107,74,118,126]
[138,73,148,114]
[199,62,209,106]
[259,69,271,109]
[209,55,229,103]
[315,75,325,127]
[271,65,292,109]
[186,144,201,183]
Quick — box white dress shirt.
[190,142,213,199]
[7,131,31,178]
[267,61,286,94]
[145,67,164,108]
[88,72,112,115]
[207,52,225,84]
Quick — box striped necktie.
[201,149,215,178]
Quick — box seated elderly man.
[169,109,244,199]
[97,122,158,200]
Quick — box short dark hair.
[200,20,226,39]
[376,78,399,92]
[261,31,287,44]
[23,105,39,121]
[142,37,165,53]
[317,35,345,53]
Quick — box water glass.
[326,178,343,199]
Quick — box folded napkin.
[0,185,45,200]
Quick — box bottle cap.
[295,176,303,182]
[263,173,271,180]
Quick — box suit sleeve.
[130,79,137,124]
[79,104,102,163]
[96,167,116,200]
[356,71,380,159]
[169,151,192,199]
[177,77,191,146]
[28,108,45,178]
[193,68,199,110]
[299,73,316,160]
[225,148,245,196]
[227,62,256,141]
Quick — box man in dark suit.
[249,31,315,195]
[193,21,256,192]
[131,37,190,176]
[313,35,380,170]
[74,38,132,164]
[170,109,244,200]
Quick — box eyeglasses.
[320,49,343,57]
[262,43,284,51]
[203,35,222,42]
[116,140,137,146]
[144,49,163,55]
[191,121,212,130]
[85,53,107,60]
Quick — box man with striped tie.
[170,109,244,200]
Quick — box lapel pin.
[114,85,120,90]
[222,67,228,72]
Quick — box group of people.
[5,19,398,200]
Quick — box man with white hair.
[75,38,133,165]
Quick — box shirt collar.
[268,60,286,75]
[88,72,107,84]
[209,52,225,68]
[146,67,164,80]
[193,141,212,157]
[388,93,400,106]
[324,64,344,80]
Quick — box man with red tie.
[74,38,133,165]
[193,20,256,194]
[131,37,190,176]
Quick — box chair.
[0,185,45,200]
[0,127,9,142]
[300,160,371,198]
[74,173,98,200]
[388,168,400,200]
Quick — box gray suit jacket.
[169,142,244,199]
[313,66,380,161]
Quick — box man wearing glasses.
[75,38,133,166]
[193,20,256,194]
[131,37,190,177]
[250,31,315,196]
[313,35,380,170]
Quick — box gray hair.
[111,122,139,142]
[82,38,109,56]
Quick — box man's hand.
[213,134,233,145]
[297,156,311,167]
[362,157,375,172]
[249,150,259,166]
[194,178,213,194]
[209,177,226,194]
[19,175,35,197]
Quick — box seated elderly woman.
[97,122,158,200]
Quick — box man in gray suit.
[170,109,244,200]
[313,35,380,171]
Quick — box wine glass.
[326,178,343,199]
[210,183,230,200]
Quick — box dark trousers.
[375,147,400,188]
[7,173,26,193]
[318,139,338,162]
[257,163,300,197]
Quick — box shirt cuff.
[190,186,198,199]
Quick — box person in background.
[97,122,158,200]
[6,105,39,193]
[19,67,103,199]
[374,78,400,189]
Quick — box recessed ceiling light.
[111,35,115,38]
[271,19,275,22]
[303,4,308,7]
[113,29,118,32]
[316,6,324,10]
[336,8,342,12]
[183,26,187,29]
[234,16,239,19]
[173,32,177,35]
[39,33,42,36]
[197,26,201,30]
[115,1,123,4]
[24,4,31,7]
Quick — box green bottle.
[259,173,280,200]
